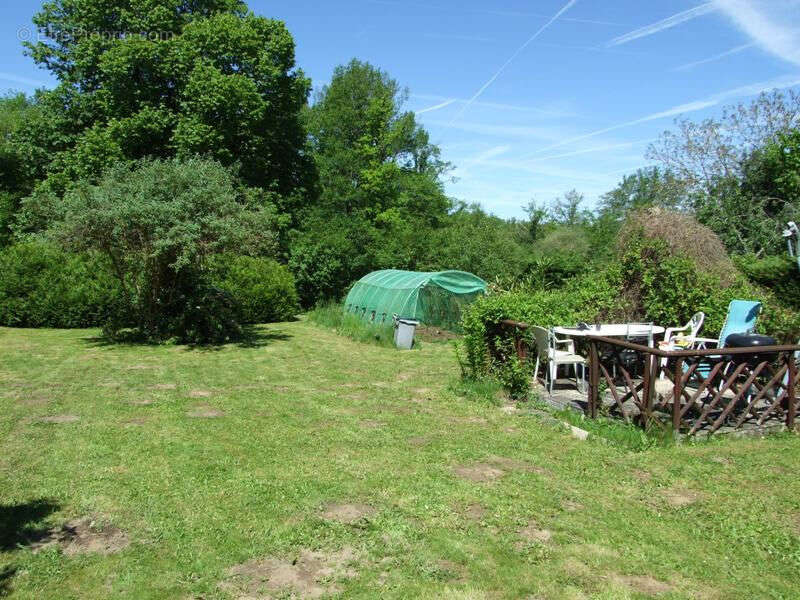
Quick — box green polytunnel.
[344,269,488,331]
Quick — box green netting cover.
[344,269,487,331]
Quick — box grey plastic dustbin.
[393,317,419,350]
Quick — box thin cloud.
[415,98,457,115]
[529,139,653,162]
[468,145,511,164]
[414,93,576,117]
[607,3,717,47]
[447,0,579,125]
[0,72,47,88]
[671,42,755,71]
[474,9,625,27]
[427,119,565,141]
[714,0,800,67]
[527,74,800,154]
[423,33,494,43]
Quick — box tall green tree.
[599,167,687,220]
[304,59,450,223]
[0,93,34,243]
[14,0,314,221]
[292,60,451,305]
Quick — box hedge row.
[0,242,299,329]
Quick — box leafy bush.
[0,241,118,328]
[620,235,800,342]
[42,158,280,343]
[459,270,626,396]
[211,254,299,323]
[735,254,800,311]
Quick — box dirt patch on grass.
[37,414,80,424]
[33,517,129,556]
[320,503,376,524]
[151,383,176,391]
[408,436,430,447]
[129,399,154,406]
[416,326,460,342]
[449,416,488,426]
[487,455,550,476]
[17,393,50,407]
[454,464,505,483]
[633,469,652,482]
[436,559,468,583]
[220,547,357,599]
[122,417,149,427]
[465,503,487,520]
[613,574,673,595]
[790,513,800,536]
[518,522,552,544]
[186,405,225,418]
[188,390,213,398]
[661,488,702,508]
[562,500,583,512]
[360,419,384,429]
[126,364,155,370]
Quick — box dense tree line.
[0,0,799,341]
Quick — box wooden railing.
[586,336,799,436]
[497,320,800,436]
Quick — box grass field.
[1,319,800,599]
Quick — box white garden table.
[553,324,665,347]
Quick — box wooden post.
[787,352,796,430]
[673,358,683,434]
[641,353,653,430]
[589,340,599,419]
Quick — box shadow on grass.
[0,566,16,597]
[0,498,60,552]
[80,324,292,351]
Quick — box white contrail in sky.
[671,42,755,71]
[447,0,579,125]
[607,3,717,47]
[714,0,800,67]
[527,73,800,155]
[529,139,653,162]
[0,72,47,88]
[415,98,457,114]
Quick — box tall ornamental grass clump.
[308,303,396,348]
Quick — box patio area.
[500,319,800,438]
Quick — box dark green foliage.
[304,59,449,222]
[0,241,118,328]
[419,203,532,284]
[210,254,299,323]
[735,254,800,311]
[14,0,313,217]
[43,157,279,342]
[0,93,35,244]
[292,60,451,304]
[459,269,626,396]
[599,166,687,220]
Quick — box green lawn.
[1,320,799,599]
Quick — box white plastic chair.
[664,312,705,348]
[532,326,587,395]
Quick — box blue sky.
[2,1,800,217]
